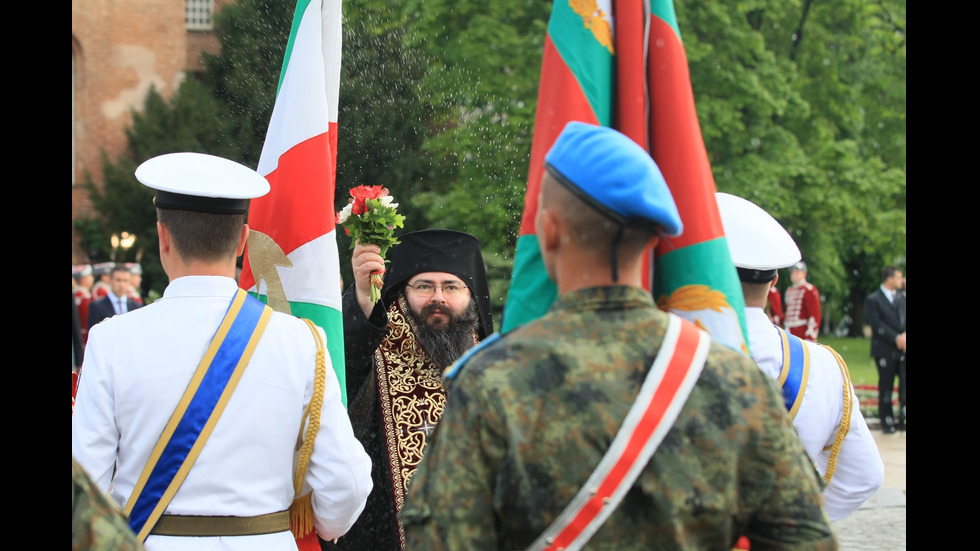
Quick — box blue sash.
[125,289,272,541]
[775,326,809,419]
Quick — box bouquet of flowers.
[336,185,406,305]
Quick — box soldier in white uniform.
[72,152,372,550]
[717,192,883,521]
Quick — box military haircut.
[740,280,772,307]
[158,208,245,263]
[541,172,655,259]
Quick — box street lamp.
[110,231,137,261]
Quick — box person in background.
[323,228,493,551]
[91,262,115,300]
[767,284,784,326]
[400,122,836,550]
[864,266,906,433]
[784,260,822,341]
[718,191,883,522]
[87,264,142,329]
[73,264,95,344]
[73,292,85,373]
[125,262,145,305]
[72,152,372,548]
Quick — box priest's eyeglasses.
[405,281,468,298]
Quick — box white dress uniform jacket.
[746,307,884,521]
[72,276,372,550]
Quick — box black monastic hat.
[381,229,494,339]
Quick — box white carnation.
[337,203,353,223]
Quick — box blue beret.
[544,121,683,237]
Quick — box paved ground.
[832,428,906,550]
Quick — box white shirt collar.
[879,285,894,303]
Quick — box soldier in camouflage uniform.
[400,122,837,550]
[72,456,145,551]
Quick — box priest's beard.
[408,297,480,368]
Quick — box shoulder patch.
[443,332,502,382]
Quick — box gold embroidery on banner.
[656,284,730,313]
[657,284,749,355]
[569,0,614,54]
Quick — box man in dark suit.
[864,266,906,433]
[88,264,143,328]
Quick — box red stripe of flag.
[518,37,599,237]
[239,125,336,289]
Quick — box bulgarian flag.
[238,2,344,547]
[644,0,747,352]
[502,0,747,353]
[500,0,613,332]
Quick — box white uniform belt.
[151,511,290,537]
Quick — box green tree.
[331,1,445,286]
[776,0,905,334]
[398,0,552,316]
[676,0,905,334]
[202,0,295,167]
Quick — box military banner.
[645,0,747,351]
[501,0,614,332]
[502,0,747,353]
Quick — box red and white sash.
[527,313,710,551]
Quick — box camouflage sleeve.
[401,354,505,551]
[72,457,145,551]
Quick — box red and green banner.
[503,0,747,353]
[501,0,613,332]
[645,0,746,351]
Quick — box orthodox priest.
[322,228,493,551]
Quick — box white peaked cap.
[136,152,270,214]
[716,192,801,271]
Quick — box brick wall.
[71,0,225,263]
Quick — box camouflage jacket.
[401,286,837,550]
[72,456,144,551]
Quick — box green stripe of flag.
[276,0,314,95]
[548,2,614,127]
[501,3,615,333]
